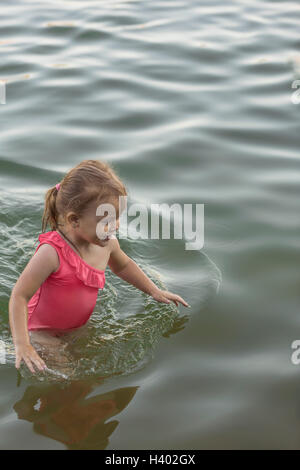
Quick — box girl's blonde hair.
[42,159,127,232]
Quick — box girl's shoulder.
[35,230,65,274]
[38,230,65,247]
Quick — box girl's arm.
[107,239,190,307]
[9,244,59,373]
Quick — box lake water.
[0,0,300,450]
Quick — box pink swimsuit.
[27,230,106,331]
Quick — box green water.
[0,0,300,450]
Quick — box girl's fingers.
[33,353,47,370]
[31,349,47,371]
[165,298,178,306]
[176,296,189,307]
[169,294,189,307]
[160,297,171,304]
[37,359,47,371]
[23,357,36,374]
[158,292,190,307]
[33,358,45,371]
[15,353,46,373]
[162,295,180,306]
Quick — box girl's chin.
[95,237,109,244]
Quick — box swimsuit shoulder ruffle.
[38,231,106,289]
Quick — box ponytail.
[41,184,60,232]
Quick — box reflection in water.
[14,378,138,450]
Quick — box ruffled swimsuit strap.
[38,231,106,289]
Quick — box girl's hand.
[15,343,47,374]
[151,289,190,307]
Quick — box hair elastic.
[55,183,61,191]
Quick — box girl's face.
[77,197,121,247]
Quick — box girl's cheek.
[95,223,106,237]
[95,229,107,241]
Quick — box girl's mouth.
[99,232,115,242]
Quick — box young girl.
[9,159,189,375]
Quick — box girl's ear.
[66,212,79,225]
